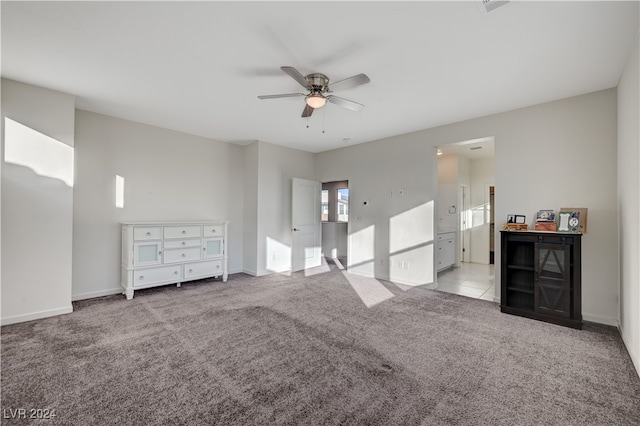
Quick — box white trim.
[619,325,640,378]
[72,288,122,301]
[1,305,73,326]
[582,313,619,327]
[242,268,258,276]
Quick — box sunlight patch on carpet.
[342,271,395,307]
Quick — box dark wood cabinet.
[500,231,582,329]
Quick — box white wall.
[317,133,436,287]
[317,89,618,324]
[458,156,470,264]
[322,222,348,258]
[617,33,640,375]
[242,142,259,275]
[255,141,316,275]
[72,110,245,300]
[1,79,75,324]
[469,158,494,264]
[437,155,458,233]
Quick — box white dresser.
[436,232,456,272]
[121,221,228,299]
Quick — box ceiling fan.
[258,66,370,117]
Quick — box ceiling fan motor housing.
[306,73,330,93]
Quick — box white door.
[292,178,322,272]
[461,185,471,263]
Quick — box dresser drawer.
[163,238,201,249]
[164,225,201,239]
[133,265,181,287]
[437,232,455,241]
[164,246,202,263]
[184,260,223,279]
[133,226,162,241]
[203,225,223,237]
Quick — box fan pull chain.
[322,107,325,134]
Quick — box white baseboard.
[582,313,619,327]
[242,268,258,276]
[619,326,640,378]
[1,305,73,326]
[72,288,122,301]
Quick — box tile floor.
[436,262,496,302]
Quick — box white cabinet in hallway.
[437,232,456,271]
[121,221,228,300]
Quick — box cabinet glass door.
[134,241,162,266]
[534,243,570,317]
[203,238,223,259]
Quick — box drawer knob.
[188,269,193,273]
[146,232,151,236]
[182,230,186,234]
[158,251,162,255]
[181,253,186,257]
[139,275,144,280]
[212,229,216,233]
[174,271,178,275]
[216,265,220,269]
[182,242,186,246]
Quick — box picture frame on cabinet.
[536,210,555,222]
[560,207,588,233]
[557,210,581,233]
[507,214,526,224]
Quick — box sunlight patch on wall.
[389,202,434,253]
[349,224,375,276]
[4,117,74,187]
[304,256,331,277]
[463,203,490,230]
[115,175,125,208]
[266,236,292,274]
[389,201,435,286]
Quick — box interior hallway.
[436,262,496,302]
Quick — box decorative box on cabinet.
[121,221,228,300]
[500,231,582,329]
[437,232,456,272]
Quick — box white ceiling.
[2,1,638,153]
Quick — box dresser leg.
[125,289,134,300]
[176,282,181,288]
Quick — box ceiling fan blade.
[301,104,314,118]
[258,93,305,100]
[327,95,364,112]
[329,73,370,92]
[281,66,311,90]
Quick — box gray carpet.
[2,259,639,425]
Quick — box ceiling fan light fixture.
[306,94,327,109]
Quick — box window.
[321,189,329,222]
[337,188,349,222]
[321,181,349,223]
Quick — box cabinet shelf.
[501,231,582,329]
[507,285,534,294]
[507,265,534,272]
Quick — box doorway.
[436,137,496,299]
[489,185,495,264]
[321,180,349,265]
